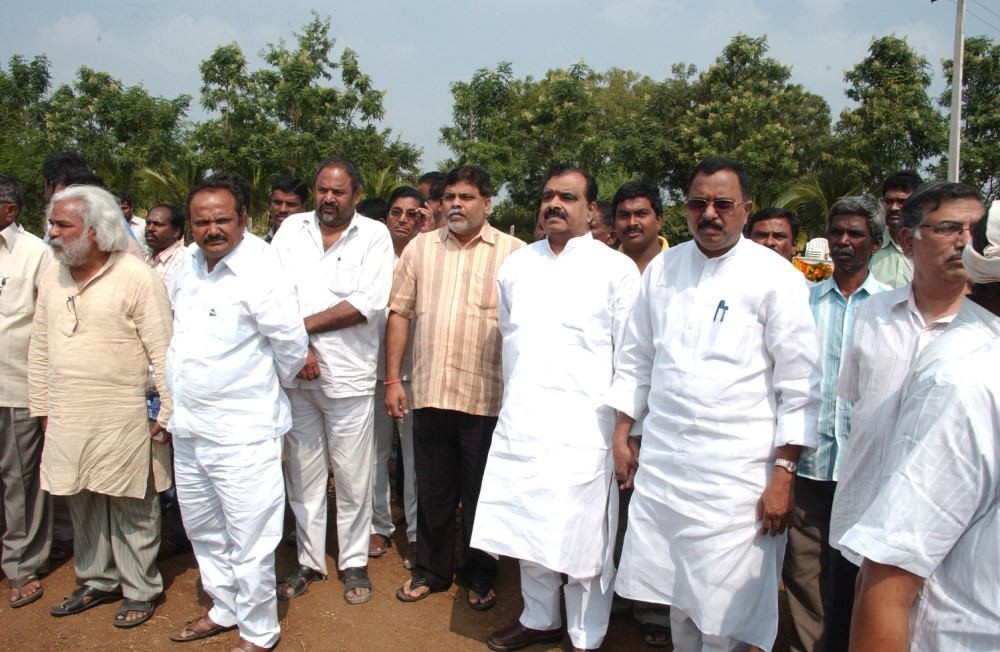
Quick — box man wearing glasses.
[609,157,820,651]
[371,186,428,568]
[829,181,988,638]
[869,170,923,288]
[29,185,174,628]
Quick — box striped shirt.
[389,223,524,416]
[149,239,185,286]
[797,273,889,481]
[830,286,956,563]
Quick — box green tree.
[0,54,52,232]
[191,13,420,217]
[940,36,1000,200]
[672,34,832,202]
[835,35,947,185]
[42,67,191,197]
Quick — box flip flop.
[395,576,434,603]
[9,576,43,609]
[49,585,122,617]
[113,598,156,629]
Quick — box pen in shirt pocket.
[713,300,729,323]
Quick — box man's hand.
[384,383,408,418]
[150,421,171,445]
[614,437,640,490]
[297,347,320,380]
[40,416,48,432]
[756,466,794,536]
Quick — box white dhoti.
[519,559,614,649]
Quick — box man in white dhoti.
[166,173,307,652]
[608,157,821,652]
[473,166,639,652]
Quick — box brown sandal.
[169,612,236,642]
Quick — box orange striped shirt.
[389,224,524,416]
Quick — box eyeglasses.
[388,208,422,220]
[917,221,974,237]
[66,295,79,333]
[685,198,743,215]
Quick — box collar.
[546,231,593,256]
[819,271,885,299]
[153,239,184,263]
[60,250,122,292]
[0,221,23,251]
[192,231,254,276]
[438,221,496,246]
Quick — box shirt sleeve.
[250,268,309,384]
[389,241,418,319]
[764,269,821,449]
[606,262,656,421]
[27,275,51,417]
[341,226,394,321]
[839,366,995,578]
[132,268,175,428]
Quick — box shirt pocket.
[0,276,30,317]
[699,311,758,365]
[466,270,498,314]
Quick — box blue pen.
[713,300,729,322]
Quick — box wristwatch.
[774,458,797,474]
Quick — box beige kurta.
[28,251,174,498]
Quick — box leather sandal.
[113,598,157,629]
[169,612,237,642]
[49,585,122,617]
[277,564,325,601]
[230,638,275,652]
[342,567,372,605]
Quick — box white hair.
[47,185,130,253]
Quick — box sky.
[2,0,998,170]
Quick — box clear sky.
[3,0,997,169]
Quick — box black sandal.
[342,567,372,605]
[49,585,123,617]
[395,575,434,603]
[113,598,157,629]
[277,564,325,601]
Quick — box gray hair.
[47,185,130,253]
[900,181,982,230]
[0,173,25,214]
[828,194,885,243]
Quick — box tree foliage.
[191,13,420,215]
[940,36,1000,200]
[835,36,947,186]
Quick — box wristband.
[383,379,402,386]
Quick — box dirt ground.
[1,525,654,651]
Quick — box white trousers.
[518,559,613,649]
[285,389,373,572]
[174,436,283,649]
[670,606,751,652]
[371,382,417,541]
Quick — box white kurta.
[472,235,640,580]
[606,237,820,651]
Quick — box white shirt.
[472,234,640,580]
[167,235,308,445]
[606,237,820,650]
[830,286,956,563]
[271,211,393,397]
[840,338,1000,652]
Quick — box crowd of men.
[0,150,997,652]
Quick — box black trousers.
[412,408,498,591]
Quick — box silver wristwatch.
[774,458,797,474]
